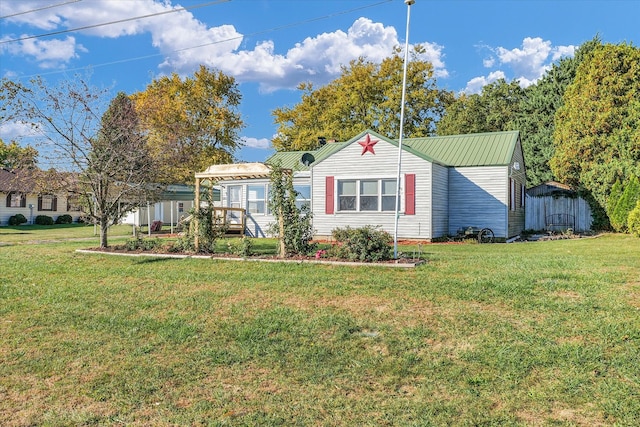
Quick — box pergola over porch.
[193,162,275,251]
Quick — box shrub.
[328,225,393,262]
[175,191,226,254]
[35,215,54,225]
[610,175,640,232]
[629,200,640,238]
[55,214,73,224]
[226,236,254,257]
[125,235,161,251]
[8,214,28,226]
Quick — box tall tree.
[550,42,640,212]
[0,139,38,170]
[1,78,160,248]
[131,65,244,183]
[86,92,161,247]
[514,37,602,186]
[272,46,452,151]
[436,79,525,136]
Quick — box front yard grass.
[1,234,639,425]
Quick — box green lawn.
[1,232,639,426]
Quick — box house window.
[360,180,378,211]
[247,184,266,214]
[337,178,397,212]
[6,192,26,208]
[294,185,311,210]
[228,185,242,209]
[38,194,57,211]
[67,195,82,212]
[178,202,184,213]
[381,179,397,211]
[521,184,526,208]
[510,179,516,211]
[338,180,357,211]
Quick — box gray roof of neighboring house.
[266,130,521,169]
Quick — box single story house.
[121,184,205,228]
[207,129,526,241]
[0,168,84,225]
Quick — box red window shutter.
[405,173,415,215]
[325,176,334,214]
[37,195,42,211]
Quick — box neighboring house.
[0,168,84,225]
[525,181,593,232]
[211,129,526,240]
[121,184,203,227]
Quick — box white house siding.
[448,166,509,237]
[123,200,195,226]
[431,163,449,238]
[311,138,433,239]
[1,192,83,225]
[218,178,273,237]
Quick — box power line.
[0,0,82,20]
[13,0,394,80]
[0,0,231,45]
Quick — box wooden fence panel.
[525,195,593,231]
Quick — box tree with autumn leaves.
[272,46,453,151]
[131,65,244,184]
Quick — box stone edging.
[75,249,425,268]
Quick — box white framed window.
[294,185,311,210]
[247,184,266,214]
[381,179,397,211]
[338,180,357,211]
[337,178,397,212]
[510,179,516,211]
[228,185,242,209]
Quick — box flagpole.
[393,0,415,259]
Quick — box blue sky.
[1,0,638,164]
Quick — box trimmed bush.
[8,214,28,226]
[55,214,73,224]
[329,225,393,262]
[35,215,54,225]
[629,200,640,238]
[610,176,640,232]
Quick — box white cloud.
[24,36,85,67]
[495,37,553,82]
[1,1,448,92]
[467,37,577,92]
[463,70,506,94]
[241,136,272,149]
[0,120,42,141]
[165,16,435,93]
[483,57,495,68]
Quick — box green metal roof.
[266,140,348,171]
[266,130,520,169]
[404,131,520,167]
